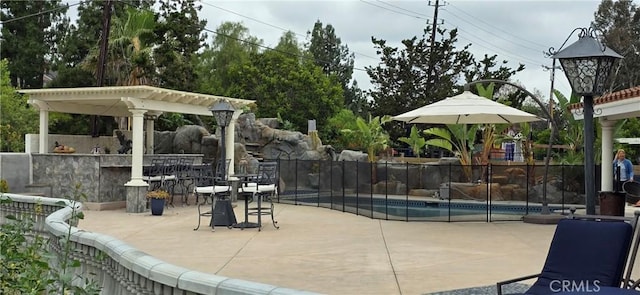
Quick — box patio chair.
[175,157,196,205]
[142,158,167,191]
[162,157,180,205]
[497,211,640,295]
[238,161,279,230]
[193,159,233,231]
[142,158,178,195]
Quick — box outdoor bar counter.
[31,153,203,208]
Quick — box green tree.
[153,0,207,91]
[306,20,363,117]
[466,56,526,109]
[230,32,344,136]
[81,7,156,87]
[0,60,38,152]
[326,108,360,150]
[152,0,207,130]
[344,80,371,117]
[0,187,102,294]
[1,0,68,88]
[592,0,640,91]
[195,21,262,96]
[108,7,156,86]
[367,27,523,140]
[55,0,153,71]
[306,20,354,90]
[50,1,153,135]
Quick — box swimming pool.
[279,193,566,220]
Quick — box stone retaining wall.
[0,193,318,295]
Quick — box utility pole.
[426,0,445,84]
[542,59,561,129]
[93,0,113,137]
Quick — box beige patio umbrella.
[393,90,544,182]
[393,91,543,124]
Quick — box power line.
[444,22,542,68]
[446,3,548,49]
[202,27,368,73]
[0,1,81,25]
[441,7,545,54]
[359,0,430,21]
[106,1,372,74]
[439,18,544,66]
[200,1,298,38]
[360,0,543,67]
[199,0,378,61]
[375,0,547,55]
[375,0,431,18]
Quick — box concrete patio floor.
[79,201,640,295]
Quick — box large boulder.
[154,131,176,154]
[235,113,333,161]
[173,125,210,154]
[154,125,212,155]
[337,150,368,162]
[201,135,219,162]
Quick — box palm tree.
[82,8,156,129]
[109,7,156,86]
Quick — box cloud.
[60,0,607,101]
[199,0,606,102]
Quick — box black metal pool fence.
[271,159,599,222]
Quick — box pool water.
[371,203,526,218]
[285,194,563,218]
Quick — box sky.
[195,0,606,103]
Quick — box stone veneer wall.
[0,193,317,295]
[31,154,203,203]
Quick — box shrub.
[0,185,101,294]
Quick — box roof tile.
[567,86,640,110]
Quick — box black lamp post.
[209,101,235,178]
[551,27,622,215]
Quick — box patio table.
[232,173,260,229]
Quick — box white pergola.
[569,86,640,190]
[19,85,254,188]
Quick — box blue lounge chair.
[497,212,640,295]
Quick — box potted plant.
[146,189,170,215]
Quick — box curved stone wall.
[0,193,318,295]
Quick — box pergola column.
[125,109,148,213]
[600,119,616,191]
[144,114,155,154]
[126,109,147,185]
[226,110,243,174]
[38,108,49,154]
